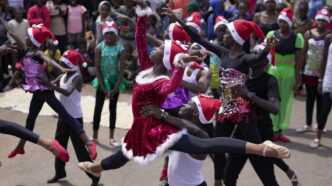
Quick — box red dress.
[122,16,186,165]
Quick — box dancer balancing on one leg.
[0,19,97,160]
[0,119,69,162]
[77,5,290,177]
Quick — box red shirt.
[27,5,50,28]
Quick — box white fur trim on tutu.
[135,68,169,85]
[121,129,187,165]
[135,6,153,17]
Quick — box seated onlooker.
[67,0,87,48]
[27,0,50,28]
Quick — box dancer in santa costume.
[77,5,290,177]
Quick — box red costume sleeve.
[158,68,184,97]
[136,16,153,71]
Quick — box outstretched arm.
[141,106,209,138]
[135,11,154,71]
[163,8,229,57]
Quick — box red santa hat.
[226,20,265,46]
[168,22,191,43]
[163,40,188,71]
[60,49,83,71]
[214,16,228,32]
[102,21,118,35]
[27,24,58,48]
[186,11,203,33]
[192,95,222,124]
[278,8,293,27]
[315,8,331,23]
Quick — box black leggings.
[215,119,279,186]
[258,125,290,173]
[100,134,246,170]
[93,86,119,131]
[305,84,322,126]
[0,119,39,143]
[25,90,84,137]
[54,118,99,181]
[317,93,332,130]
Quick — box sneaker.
[296,125,312,133]
[87,141,97,160]
[109,139,120,147]
[310,139,321,148]
[278,135,291,143]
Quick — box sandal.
[110,139,120,147]
[78,162,101,178]
[262,140,290,159]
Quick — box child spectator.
[27,0,50,28]
[7,7,28,47]
[67,0,87,48]
[46,0,67,52]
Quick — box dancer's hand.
[38,73,49,84]
[265,37,278,51]
[161,7,178,20]
[109,88,119,97]
[141,105,164,119]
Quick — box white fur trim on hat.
[192,96,215,124]
[163,40,173,71]
[168,23,176,40]
[27,27,41,47]
[102,27,118,35]
[226,22,245,46]
[315,14,330,23]
[186,22,201,33]
[214,21,227,32]
[278,14,292,27]
[135,6,153,17]
[60,56,80,71]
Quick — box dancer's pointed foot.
[78,162,101,178]
[87,141,97,160]
[287,169,300,186]
[47,173,66,183]
[262,140,290,159]
[8,147,25,158]
[50,140,69,162]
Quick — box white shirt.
[168,151,205,186]
[323,43,332,94]
[7,19,28,47]
[56,73,83,118]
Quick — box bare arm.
[141,106,209,138]
[40,75,82,96]
[182,69,210,93]
[94,46,107,93]
[110,50,126,95]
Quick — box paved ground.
[0,88,331,186]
